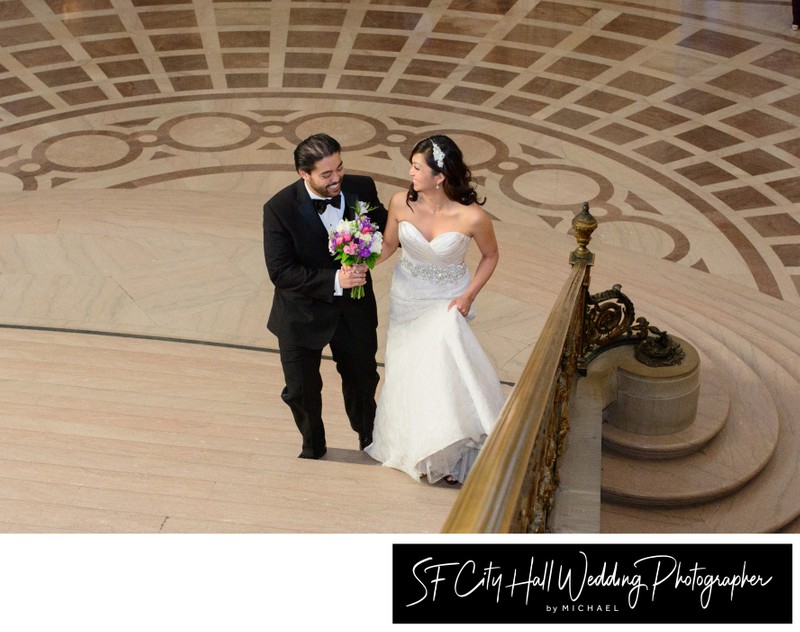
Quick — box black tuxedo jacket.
[263,174,388,349]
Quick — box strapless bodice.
[398,221,470,266]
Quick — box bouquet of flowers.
[328,200,383,299]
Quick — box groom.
[262,133,388,459]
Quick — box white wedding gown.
[365,221,506,484]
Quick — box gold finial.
[570,202,597,266]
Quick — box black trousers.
[278,313,379,458]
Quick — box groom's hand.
[339,264,368,289]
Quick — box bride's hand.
[448,295,472,317]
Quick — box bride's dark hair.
[406,135,485,207]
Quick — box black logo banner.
[393,543,791,624]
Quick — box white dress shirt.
[306,184,345,295]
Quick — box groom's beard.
[308,180,341,198]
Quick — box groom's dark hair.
[295,133,341,173]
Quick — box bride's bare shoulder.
[389,190,407,205]
[459,201,490,225]
[389,191,414,219]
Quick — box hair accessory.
[429,139,445,170]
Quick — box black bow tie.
[312,197,341,214]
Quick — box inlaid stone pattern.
[0,0,798,302]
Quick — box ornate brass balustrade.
[441,205,594,533]
[442,202,682,533]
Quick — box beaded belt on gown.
[399,254,467,285]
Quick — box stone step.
[589,329,780,507]
[492,222,800,533]
[589,245,800,532]
[601,358,729,460]
[601,359,799,532]
[600,353,778,506]
[603,360,731,459]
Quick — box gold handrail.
[442,203,597,533]
[441,264,587,532]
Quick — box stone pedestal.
[603,337,699,436]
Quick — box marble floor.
[0,0,798,505]
[1,0,799,301]
[2,0,799,628]
[0,0,798,510]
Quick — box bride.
[364,135,506,485]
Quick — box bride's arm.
[448,207,499,315]
[376,191,404,264]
